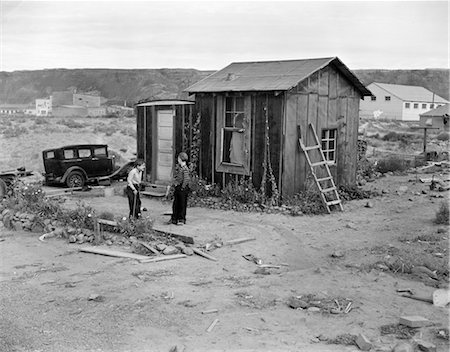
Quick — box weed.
[58,119,84,129]
[435,201,449,225]
[436,132,449,141]
[338,185,374,200]
[2,126,28,138]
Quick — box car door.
[77,147,95,178]
[92,146,113,176]
[60,147,80,174]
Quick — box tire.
[0,179,7,198]
[66,171,85,188]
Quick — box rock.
[43,219,52,226]
[307,307,321,313]
[13,221,23,231]
[88,294,105,302]
[330,308,341,314]
[398,186,408,193]
[22,220,32,230]
[68,235,77,243]
[355,333,372,351]
[287,297,309,309]
[182,247,194,256]
[399,316,430,328]
[422,190,428,194]
[156,243,167,251]
[53,227,65,237]
[416,340,436,352]
[382,189,389,194]
[31,223,44,233]
[175,243,186,251]
[331,250,345,258]
[392,342,413,352]
[105,240,113,246]
[364,201,373,208]
[163,246,179,255]
[254,267,270,275]
[76,234,85,243]
[376,263,389,271]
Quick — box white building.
[360,82,448,121]
[36,98,52,116]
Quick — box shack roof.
[420,103,449,117]
[185,57,371,96]
[370,83,448,103]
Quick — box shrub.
[220,178,261,204]
[338,185,374,201]
[435,202,449,225]
[357,157,377,180]
[284,190,326,215]
[58,119,84,129]
[116,216,154,237]
[436,132,450,141]
[376,156,407,173]
[2,126,28,138]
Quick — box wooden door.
[156,110,174,182]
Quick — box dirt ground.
[1,171,449,352]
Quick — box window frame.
[385,96,391,101]
[422,103,427,109]
[216,95,251,175]
[321,128,337,165]
[370,96,376,101]
[405,102,410,109]
[413,103,419,109]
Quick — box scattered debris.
[400,294,433,304]
[287,293,353,314]
[88,294,105,302]
[415,339,437,352]
[331,250,345,258]
[201,309,218,314]
[79,247,150,261]
[243,254,262,265]
[380,323,418,339]
[399,315,430,328]
[206,318,219,332]
[192,248,217,261]
[355,333,372,351]
[223,237,256,246]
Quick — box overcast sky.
[0,0,448,72]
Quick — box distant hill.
[0,68,448,105]
[0,68,215,105]
[353,69,449,101]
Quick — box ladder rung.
[317,176,332,182]
[311,161,327,167]
[326,200,341,206]
[304,145,320,151]
[321,187,336,193]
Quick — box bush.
[338,185,374,201]
[436,132,449,141]
[2,126,28,138]
[58,119,84,129]
[435,202,449,225]
[220,178,261,204]
[376,156,407,173]
[284,190,326,215]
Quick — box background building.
[360,82,448,121]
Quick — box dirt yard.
[0,170,449,352]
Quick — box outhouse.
[135,100,195,185]
[184,57,372,197]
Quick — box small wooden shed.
[184,57,371,197]
[135,100,195,184]
[419,104,449,132]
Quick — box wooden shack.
[135,100,195,185]
[419,104,449,132]
[184,57,372,197]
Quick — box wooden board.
[79,247,151,260]
[153,226,195,244]
[282,94,298,196]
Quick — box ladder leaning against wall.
[298,123,343,213]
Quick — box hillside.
[0,68,448,105]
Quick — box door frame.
[152,108,175,183]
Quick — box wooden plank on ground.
[79,247,150,260]
[138,241,159,255]
[140,254,187,263]
[223,237,256,246]
[98,219,118,227]
[192,248,217,261]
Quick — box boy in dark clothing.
[170,152,190,225]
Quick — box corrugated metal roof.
[372,83,448,103]
[135,99,194,107]
[185,57,371,96]
[420,103,449,117]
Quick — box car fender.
[61,167,88,183]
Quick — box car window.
[94,147,107,157]
[45,151,55,159]
[79,149,92,158]
[63,149,76,159]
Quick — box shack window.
[321,129,337,163]
[414,103,419,109]
[430,104,434,109]
[405,103,410,108]
[371,96,376,101]
[422,104,427,109]
[94,146,107,156]
[216,96,251,175]
[385,96,391,101]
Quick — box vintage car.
[42,144,117,188]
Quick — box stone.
[254,267,270,275]
[68,235,77,243]
[355,333,372,351]
[22,220,32,230]
[411,266,438,280]
[399,316,429,328]
[364,201,373,208]
[392,342,413,352]
[31,223,44,233]
[331,250,345,258]
[416,340,436,352]
[156,243,167,251]
[76,234,85,243]
[182,247,194,256]
[106,240,113,246]
[307,307,321,312]
[3,215,12,229]
[53,227,65,237]
[13,221,23,231]
[287,297,309,309]
[163,246,178,255]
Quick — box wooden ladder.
[298,123,343,213]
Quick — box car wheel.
[66,171,85,188]
[0,179,7,198]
